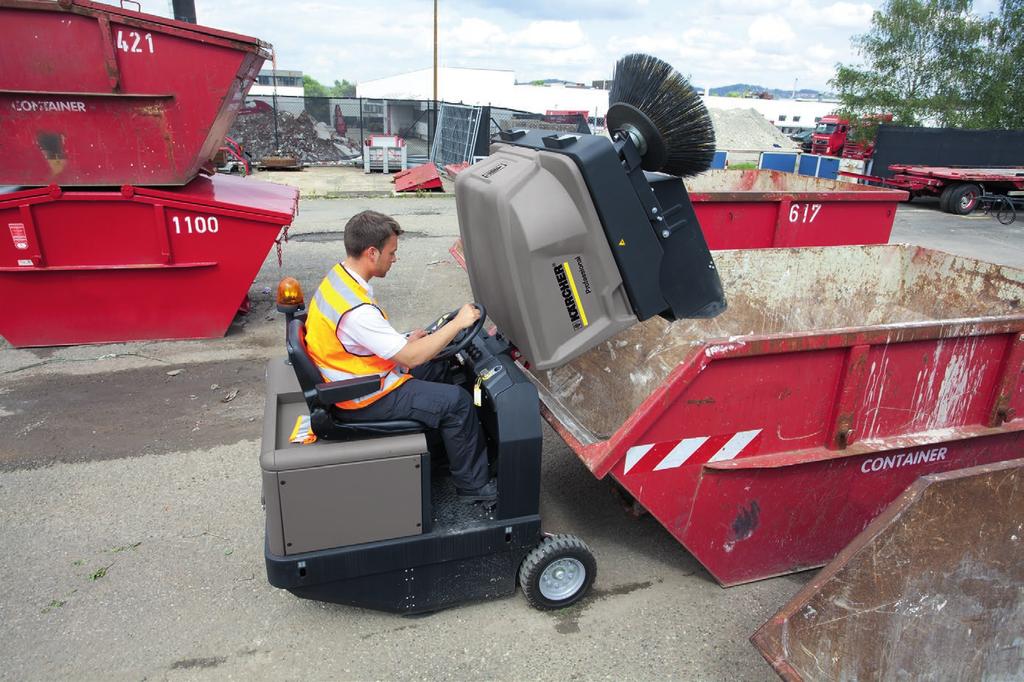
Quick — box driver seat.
[285,318,424,440]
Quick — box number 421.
[116,30,154,54]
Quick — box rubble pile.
[507,118,579,133]
[228,110,362,164]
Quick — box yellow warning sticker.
[618,239,626,246]
[561,262,589,328]
[289,415,318,444]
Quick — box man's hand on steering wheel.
[394,303,486,367]
[429,303,486,360]
[452,303,481,331]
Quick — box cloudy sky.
[141,0,998,92]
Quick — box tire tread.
[519,534,596,610]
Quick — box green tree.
[303,75,328,98]
[831,0,1007,128]
[304,76,356,98]
[330,80,357,97]
[975,0,1024,128]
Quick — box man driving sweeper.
[303,210,496,501]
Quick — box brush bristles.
[609,53,715,177]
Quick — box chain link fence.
[226,96,590,167]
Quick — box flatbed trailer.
[840,164,1024,215]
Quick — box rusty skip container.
[0,0,271,186]
[752,457,1024,681]
[529,245,1024,585]
[685,170,908,249]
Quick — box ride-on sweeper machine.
[260,54,725,613]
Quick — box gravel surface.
[1,194,1021,680]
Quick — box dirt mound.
[709,108,798,152]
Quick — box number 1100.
[172,216,219,234]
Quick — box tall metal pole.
[271,52,281,153]
[433,0,438,103]
[171,0,196,23]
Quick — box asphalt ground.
[1,192,1022,681]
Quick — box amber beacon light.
[276,277,305,314]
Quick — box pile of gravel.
[709,108,798,152]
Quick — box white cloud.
[129,0,887,92]
[747,16,797,48]
[511,20,586,49]
[807,43,836,61]
[816,2,875,28]
[447,17,507,46]
[726,0,785,15]
[607,32,685,58]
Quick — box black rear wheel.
[949,183,981,215]
[939,184,956,212]
[519,534,596,610]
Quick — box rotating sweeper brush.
[454,53,725,370]
[607,53,717,177]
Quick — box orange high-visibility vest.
[304,263,410,409]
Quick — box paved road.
[1,194,1020,681]
[889,195,1024,268]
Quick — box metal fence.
[226,95,589,167]
[430,103,482,168]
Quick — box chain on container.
[275,224,290,268]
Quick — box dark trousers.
[345,360,489,490]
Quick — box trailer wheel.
[949,183,981,215]
[519,535,596,610]
[939,184,957,213]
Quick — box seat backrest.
[286,318,325,410]
[284,316,425,440]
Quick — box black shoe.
[456,479,497,502]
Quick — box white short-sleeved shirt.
[336,267,408,360]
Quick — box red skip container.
[685,170,908,249]
[0,0,270,187]
[0,174,298,347]
[529,245,1024,585]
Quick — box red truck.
[812,114,893,159]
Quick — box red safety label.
[9,222,28,250]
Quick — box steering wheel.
[422,303,486,360]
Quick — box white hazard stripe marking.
[707,429,763,463]
[653,437,709,471]
[623,429,763,474]
[623,444,655,474]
